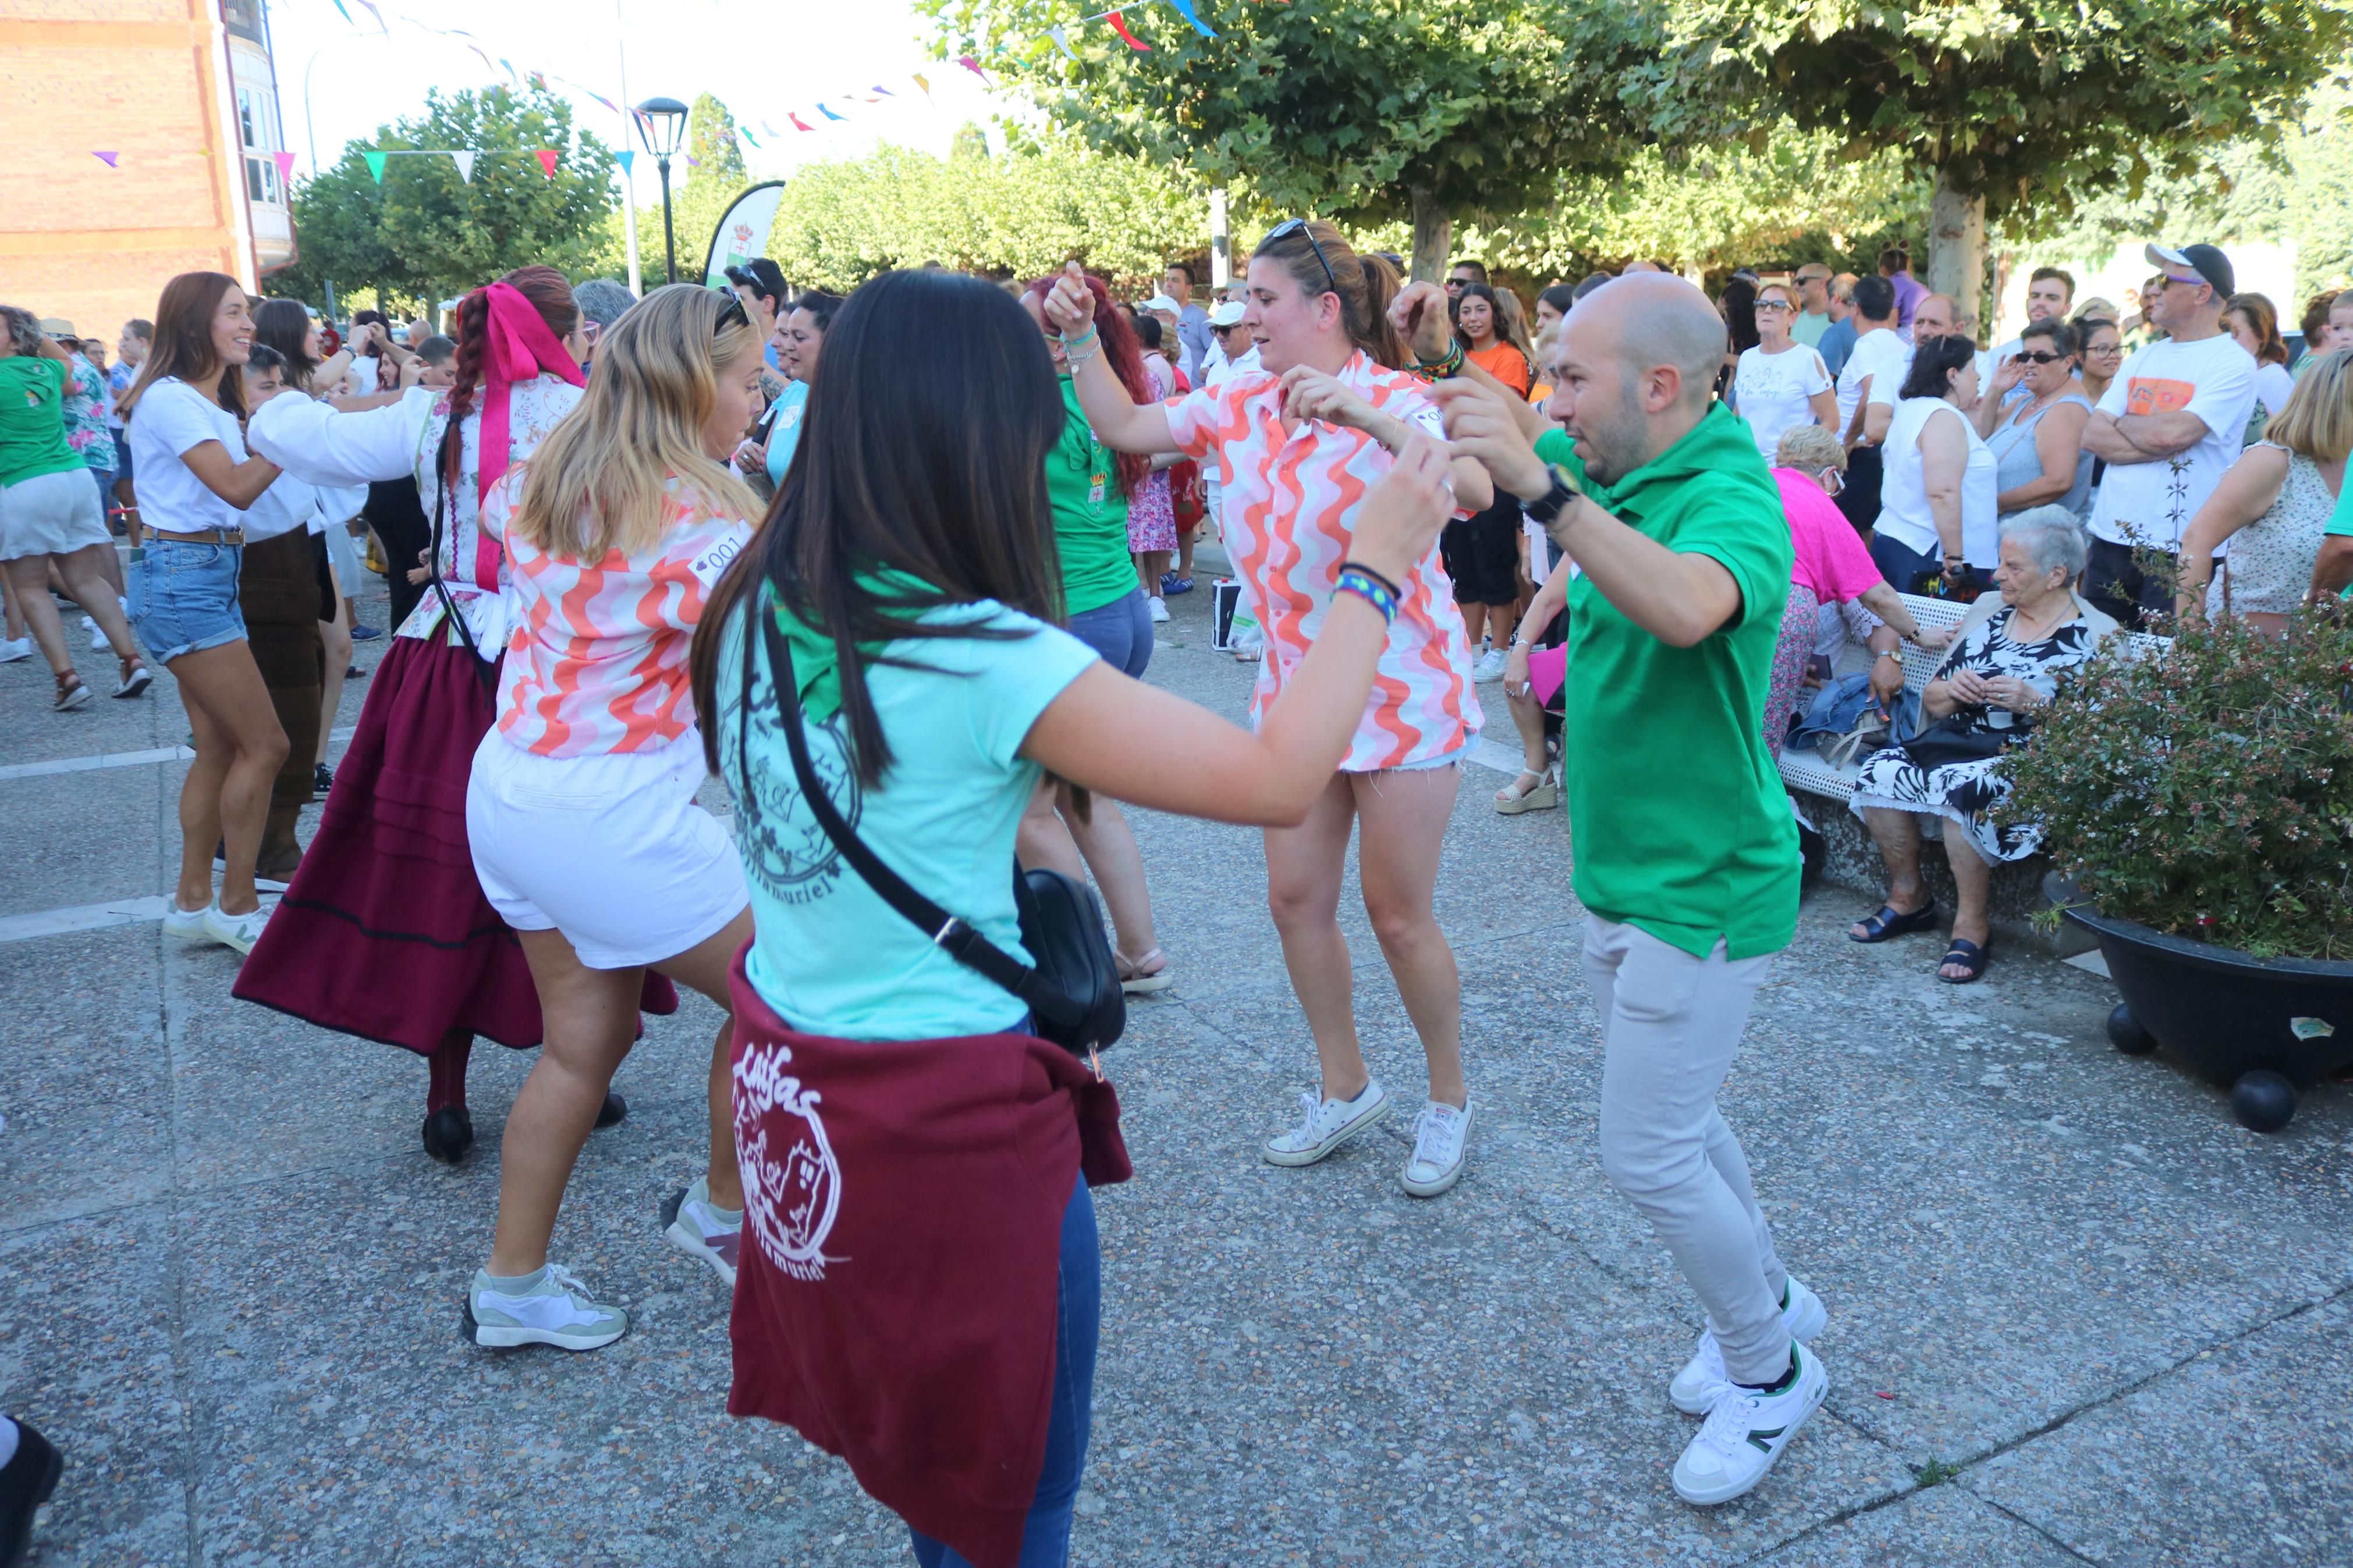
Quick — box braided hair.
[442,265,578,490]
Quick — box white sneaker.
[0,637,30,663]
[467,1264,629,1351]
[1399,1099,1474,1197]
[203,901,271,955]
[83,614,108,650]
[1472,648,1509,683]
[1671,1275,1828,1414]
[662,1176,743,1289]
[1672,1342,1829,1506]
[1148,595,1170,623]
[1264,1079,1390,1167]
[162,898,216,942]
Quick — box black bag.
[1897,713,2009,770]
[754,602,1126,1056]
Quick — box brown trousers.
[237,529,324,816]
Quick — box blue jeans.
[1869,531,1941,595]
[909,1178,1099,1568]
[1065,588,1152,680]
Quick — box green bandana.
[766,572,934,724]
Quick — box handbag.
[753,600,1126,1057]
[1897,713,2008,770]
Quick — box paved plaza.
[2,566,2348,1567]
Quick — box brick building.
[0,0,294,340]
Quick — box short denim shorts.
[129,539,246,664]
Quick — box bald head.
[1568,273,1726,407]
[1553,273,1729,483]
[1912,293,1962,342]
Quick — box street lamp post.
[633,96,690,285]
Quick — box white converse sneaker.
[1399,1099,1474,1197]
[202,901,271,955]
[1670,1275,1827,1415]
[162,898,216,942]
[1472,648,1509,683]
[83,615,108,651]
[0,637,31,663]
[1148,595,1170,623]
[467,1264,629,1351]
[1672,1342,1828,1506]
[1263,1079,1389,1167]
[662,1176,743,1289]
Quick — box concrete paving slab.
[1748,1482,2083,1567]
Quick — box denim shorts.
[129,539,247,663]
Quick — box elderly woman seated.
[1845,506,2114,983]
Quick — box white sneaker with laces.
[1670,1274,1827,1414]
[1399,1099,1474,1197]
[662,1176,743,1289]
[1472,648,1509,684]
[1148,595,1170,623]
[1672,1341,1828,1505]
[467,1264,629,1351]
[1263,1079,1389,1167]
[83,615,108,650]
[162,898,216,942]
[203,901,271,955]
[0,637,31,663]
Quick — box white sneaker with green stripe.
[466,1264,629,1351]
[1671,1341,1828,1506]
[1670,1274,1826,1414]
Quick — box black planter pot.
[2061,904,2353,1132]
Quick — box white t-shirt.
[1731,343,1832,460]
[240,470,320,543]
[1878,396,1999,568]
[2252,360,2296,418]
[126,378,252,534]
[2088,333,2258,552]
[1834,328,1907,438]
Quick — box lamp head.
[633,97,690,158]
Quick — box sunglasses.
[1267,218,1340,299]
[2012,350,2068,365]
[1756,300,1794,313]
[714,294,750,336]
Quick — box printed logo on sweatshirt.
[734,1041,844,1281]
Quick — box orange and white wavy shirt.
[1166,350,1482,771]
[482,475,754,759]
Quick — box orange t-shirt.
[1467,342,1531,397]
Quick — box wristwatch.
[1522,465,1581,526]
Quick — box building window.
[246,155,282,206]
[238,88,257,150]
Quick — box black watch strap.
[1523,470,1578,525]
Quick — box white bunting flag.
[450,150,477,183]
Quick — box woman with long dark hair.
[692,266,1454,1568]
[116,272,289,952]
[235,266,669,1162]
[1049,222,1494,1199]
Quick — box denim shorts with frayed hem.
[129,539,246,664]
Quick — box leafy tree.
[920,0,1665,279]
[1669,0,2353,326]
[281,87,616,312]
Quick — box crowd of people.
[3,214,2349,1567]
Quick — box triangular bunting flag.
[450,150,477,183]
[686,155,702,166]
[497,57,520,85]
[740,126,761,147]
[1167,0,1218,37]
[528,70,547,90]
[467,44,493,72]
[330,0,352,20]
[818,104,846,121]
[762,121,780,136]
[1049,24,1076,58]
[91,151,119,168]
[871,85,896,97]
[911,73,931,99]
[356,0,383,24]
[534,148,559,178]
[957,55,988,78]
[616,149,635,175]
[272,150,296,185]
[591,92,620,114]
[790,113,814,131]
[1106,12,1152,49]
[363,150,388,183]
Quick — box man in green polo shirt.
[1419,273,1823,1508]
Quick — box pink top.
[1166,351,1481,771]
[484,475,754,759]
[1774,468,1882,607]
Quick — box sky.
[264,0,1020,193]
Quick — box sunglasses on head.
[714,293,750,336]
[1266,218,1340,299]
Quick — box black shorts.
[1440,500,1521,606]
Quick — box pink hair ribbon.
[469,279,585,590]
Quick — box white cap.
[1143,292,1182,314]
[1207,300,1247,327]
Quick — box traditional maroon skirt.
[234,632,676,1053]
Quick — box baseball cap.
[2144,242,2234,297]
[1207,300,1246,328]
[38,317,76,337]
[1142,292,1182,314]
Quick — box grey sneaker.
[1399,1099,1474,1198]
[662,1176,742,1289]
[467,1264,629,1351]
[1264,1079,1389,1167]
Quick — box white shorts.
[0,467,108,561]
[466,730,748,970]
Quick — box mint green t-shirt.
[1045,377,1139,616]
[0,358,84,488]
[1536,409,1802,959]
[715,597,1100,1041]
[2327,473,2353,599]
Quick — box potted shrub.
[2003,605,2353,1131]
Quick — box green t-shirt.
[1790,311,1832,349]
[1536,408,1802,959]
[2327,472,2353,600]
[1044,377,1138,617]
[0,358,84,488]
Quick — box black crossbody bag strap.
[425,418,496,691]
[756,600,1081,1029]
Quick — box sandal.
[1493,767,1557,815]
[52,671,91,712]
[1117,947,1175,995]
[1937,937,1990,984]
[1849,901,1939,943]
[114,659,152,699]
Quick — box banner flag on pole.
[534,148,559,177]
[1106,11,1152,49]
[1167,0,1218,36]
[273,150,296,186]
[91,151,119,168]
[363,150,388,182]
[1049,24,1076,57]
[616,149,634,175]
[450,150,477,183]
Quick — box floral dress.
[2206,445,2337,618]
[61,354,113,473]
[1848,605,2098,863]
[1126,355,1179,554]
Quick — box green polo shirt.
[1045,377,1138,617]
[1536,406,1801,959]
[2328,475,2353,599]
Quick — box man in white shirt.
[1833,274,1907,529]
[1910,294,1993,413]
[1199,300,1259,387]
[1991,267,2075,404]
[2081,242,2259,628]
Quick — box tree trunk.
[1926,168,1988,339]
[1408,186,1450,285]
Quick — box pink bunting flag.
[957,55,988,78]
[790,112,814,131]
[534,148,559,178]
[91,151,119,168]
[273,150,296,186]
[1106,12,1152,49]
[591,92,620,114]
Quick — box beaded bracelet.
[1408,341,1465,383]
[1340,559,1401,598]
[1334,565,1399,624]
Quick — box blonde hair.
[1775,424,1847,474]
[510,283,763,559]
[2262,349,2352,463]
